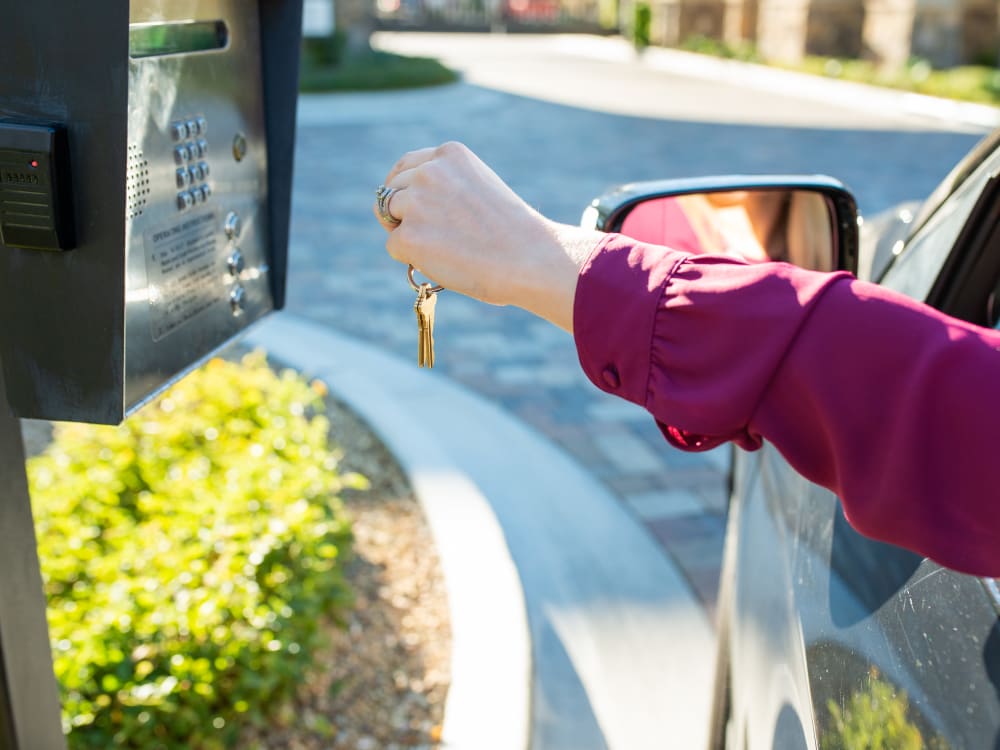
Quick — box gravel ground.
[20,388,452,750]
[241,395,452,749]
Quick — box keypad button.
[200,184,212,200]
[198,161,210,178]
[193,187,207,203]
[195,116,208,135]
[170,121,188,141]
[230,286,246,315]
[176,191,195,211]
[186,119,200,136]
[196,138,209,156]
[174,145,191,164]
[227,249,245,276]
[175,168,191,188]
[190,163,204,182]
[224,211,242,239]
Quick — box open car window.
[879,143,1000,302]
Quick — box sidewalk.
[375,31,1000,132]
[554,34,1000,131]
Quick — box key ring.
[407,265,444,294]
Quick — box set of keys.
[409,265,442,368]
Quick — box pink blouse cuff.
[572,233,684,409]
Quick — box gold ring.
[407,265,444,293]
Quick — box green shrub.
[301,30,348,68]
[821,672,949,750]
[299,49,459,92]
[29,352,362,749]
[632,2,651,49]
[680,34,760,62]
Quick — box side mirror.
[581,176,859,275]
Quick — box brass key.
[414,282,438,368]
[408,265,443,368]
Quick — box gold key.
[408,265,443,368]
[414,282,438,368]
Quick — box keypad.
[171,115,214,212]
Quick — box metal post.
[0,361,66,750]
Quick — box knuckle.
[394,153,413,173]
[413,161,438,185]
[436,141,465,158]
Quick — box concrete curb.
[248,314,716,750]
[550,35,1000,131]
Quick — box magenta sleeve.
[573,233,1000,577]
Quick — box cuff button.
[601,366,621,389]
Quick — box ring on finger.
[375,184,402,226]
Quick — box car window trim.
[907,130,1000,244]
[924,172,1000,325]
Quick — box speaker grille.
[126,144,150,220]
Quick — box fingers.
[373,201,398,231]
[385,146,438,184]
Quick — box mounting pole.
[0,361,65,750]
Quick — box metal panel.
[0,0,300,423]
[0,1,130,423]
[123,0,275,409]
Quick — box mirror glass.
[618,190,836,272]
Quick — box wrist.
[509,221,606,333]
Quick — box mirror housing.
[581,176,860,275]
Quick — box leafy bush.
[793,54,1000,104]
[822,672,949,750]
[632,2,651,49]
[29,352,362,749]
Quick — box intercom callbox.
[0,0,303,423]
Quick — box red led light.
[29,160,39,169]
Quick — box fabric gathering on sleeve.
[572,233,1000,577]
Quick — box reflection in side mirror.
[582,176,859,275]
[619,191,835,271]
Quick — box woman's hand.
[374,142,603,332]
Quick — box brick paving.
[286,38,982,617]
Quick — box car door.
[725,134,1000,750]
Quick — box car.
[583,130,1000,750]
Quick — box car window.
[907,130,1000,238]
[880,147,1000,301]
